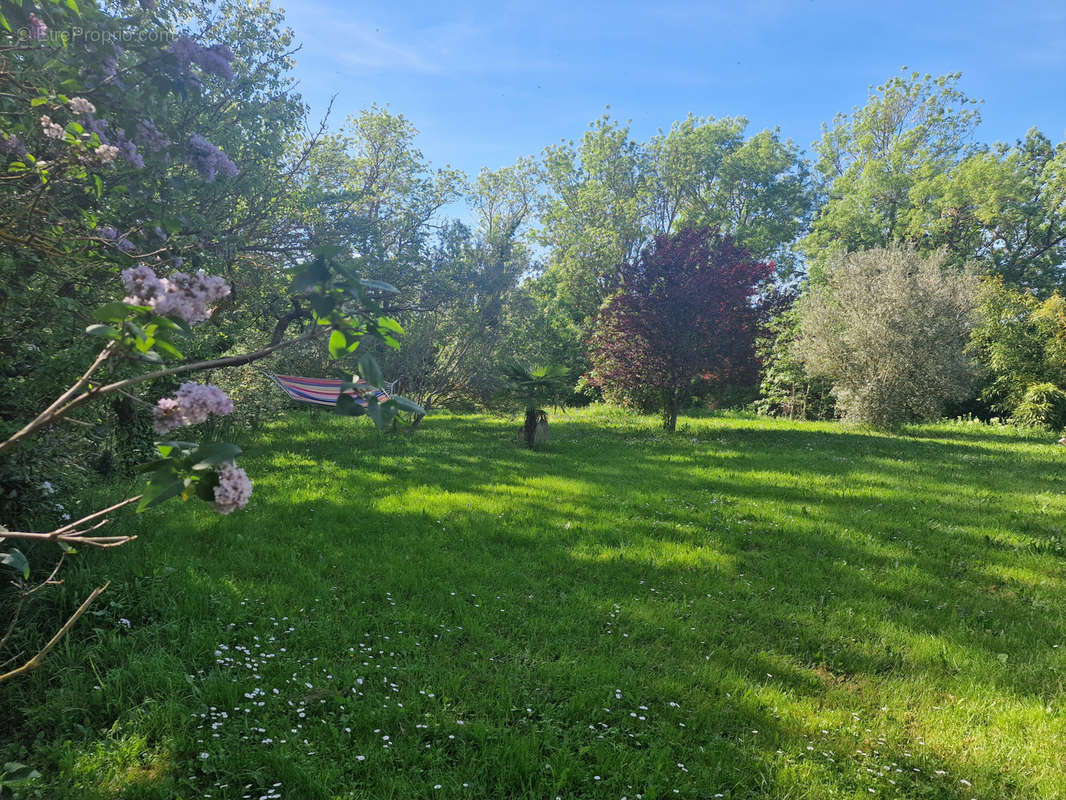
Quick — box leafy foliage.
[968,279,1066,415]
[804,70,1066,294]
[923,129,1066,294]
[535,114,811,379]
[796,245,980,428]
[803,70,982,271]
[1012,382,1066,430]
[586,228,772,430]
[755,306,836,420]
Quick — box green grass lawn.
[3,406,1066,799]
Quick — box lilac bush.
[212,463,252,514]
[121,265,231,323]
[186,134,239,182]
[153,383,235,434]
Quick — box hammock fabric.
[266,373,390,409]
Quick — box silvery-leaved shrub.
[795,245,980,428]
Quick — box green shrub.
[1013,383,1066,430]
[755,307,836,420]
[969,279,1066,416]
[795,245,980,428]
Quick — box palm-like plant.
[501,360,570,448]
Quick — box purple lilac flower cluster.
[84,116,110,142]
[212,462,252,514]
[121,265,230,323]
[97,226,135,252]
[103,127,143,168]
[168,36,235,81]
[84,116,145,168]
[136,120,171,153]
[118,137,144,169]
[152,382,234,434]
[186,134,238,182]
[196,44,236,81]
[168,36,199,69]
[100,44,124,79]
[0,134,27,159]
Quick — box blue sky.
[277,0,1066,180]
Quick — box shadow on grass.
[4,409,1064,798]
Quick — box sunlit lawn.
[3,406,1066,799]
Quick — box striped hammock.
[265,373,391,409]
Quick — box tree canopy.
[586,227,772,430]
[804,70,1066,295]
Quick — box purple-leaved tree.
[586,227,773,431]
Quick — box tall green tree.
[374,160,537,408]
[536,115,649,325]
[296,105,465,292]
[535,112,811,386]
[648,116,811,277]
[923,130,1066,294]
[803,69,1066,294]
[802,70,982,275]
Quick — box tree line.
[4,0,1066,538]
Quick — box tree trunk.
[523,406,538,448]
[661,389,679,432]
[533,419,550,447]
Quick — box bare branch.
[21,552,68,597]
[0,583,110,683]
[0,327,318,454]
[2,341,117,450]
[52,495,142,536]
[1,530,138,548]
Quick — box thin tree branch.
[0,583,109,683]
[21,552,68,597]
[4,341,117,448]
[0,327,318,454]
[0,598,23,655]
[1,531,138,548]
[52,495,142,536]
